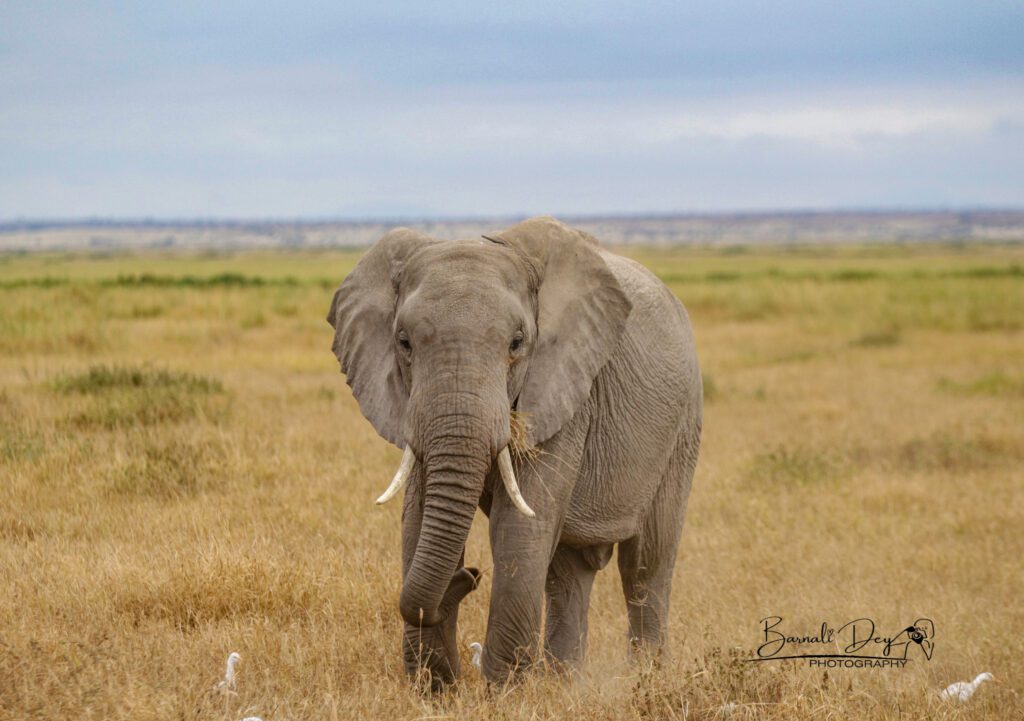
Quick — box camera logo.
[897,619,935,660]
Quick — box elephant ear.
[326,228,431,447]
[497,217,632,445]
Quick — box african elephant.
[327,216,702,688]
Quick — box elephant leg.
[543,544,601,670]
[617,427,698,655]
[400,469,479,689]
[401,594,459,690]
[482,424,588,684]
[481,511,556,683]
[401,565,479,690]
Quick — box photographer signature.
[755,616,935,661]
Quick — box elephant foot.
[402,567,481,691]
[481,644,538,687]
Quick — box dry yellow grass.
[1,243,1022,720]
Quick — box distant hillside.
[2,211,1023,252]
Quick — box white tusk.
[497,447,535,518]
[376,446,415,505]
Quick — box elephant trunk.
[399,394,500,628]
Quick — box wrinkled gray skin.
[328,217,701,689]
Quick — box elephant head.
[327,217,631,635]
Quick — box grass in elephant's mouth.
[1,242,1022,720]
[508,409,538,461]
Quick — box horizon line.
[4,205,1024,230]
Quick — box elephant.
[327,216,702,688]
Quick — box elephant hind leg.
[617,426,698,654]
[544,544,599,670]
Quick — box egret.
[468,642,483,671]
[214,652,242,693]
[940,672,993,702]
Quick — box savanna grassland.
[1,241,1022,720]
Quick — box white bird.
[940,672,993,702]
[468,642,483,671]
[214,652,242,693]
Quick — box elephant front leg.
[482,518,551,684]
[482,423,588,684]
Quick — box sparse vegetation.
[107,272,296,288]
[54,364,224,395]
[0,244,1021,720]
[108,435,229,498]
[937,372,1024,398]
[52,364,229,429]
[851,325,903,347]
[743,445,845,488]
[891,431,1021,473]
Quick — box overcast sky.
[2,1,1022,219]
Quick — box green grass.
[54,364,224,394]
[937,372,1024,398]
[52,365,229,429]
[851,327,902,347]
[743,445,845,488]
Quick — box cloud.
[1,2,1022,217]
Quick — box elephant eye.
[398,331,412,353]
[509,331,524,353]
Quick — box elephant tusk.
[376,445,415,505]
[497,447,536,518]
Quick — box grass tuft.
[937,372,1024,398]
[54,364,223,395]
[112,555,332,631]
[109,437,228,498]
[105,272,299,288]
[851,328,902,347]
[744,445,844,487]
[54,365,228,429]
[893,431,1020,472]
[0,517,38,542]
